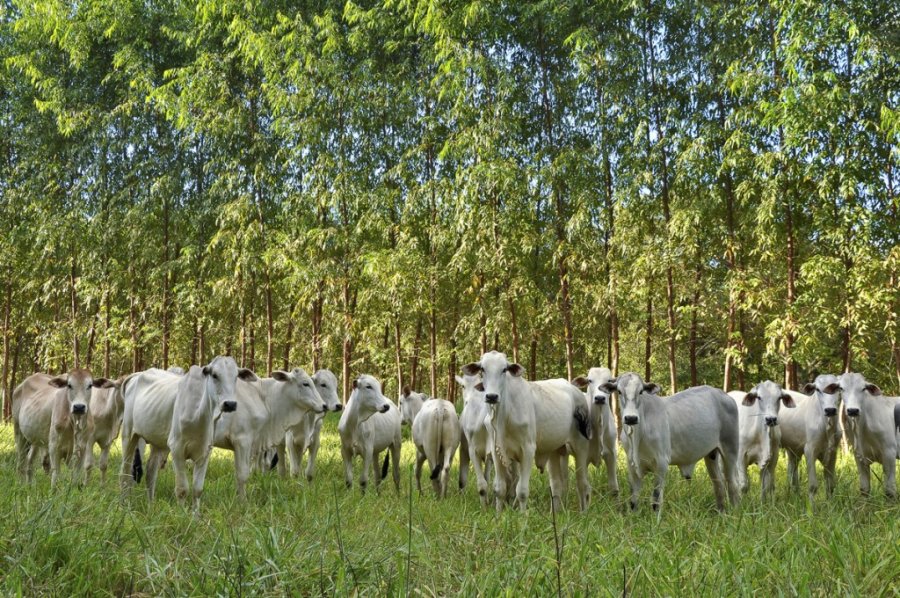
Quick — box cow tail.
[381,451,390,480]
[132,447,144,483]
[430,405,444,481]
[574,401,592,440]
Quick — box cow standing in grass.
[573,367,620,497]
[462,351,592,513]
[279,369,343,480]
[412,397,460,498]
[457,373,495,506]
[84,377,125,484]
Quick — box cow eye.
[303,382,310,387]
[366,385,373,389]
[67,383,73,389]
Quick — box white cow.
[399,386,427,426]
[573,367,620,497]
[839,372,899,498]
[462,351,593,513]
[412,398,460,498]
[456,373,496,505]
[729,380,796,500]
[84,377,126,484]
[605,373,740,512]
[779,375,842,503]
[13,369,115,486]
[280,369,343,480]
[215,368,326,497]
[130,365,185,483]
[338,375,402,493]
[168,357,258,511]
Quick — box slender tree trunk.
[312,279,323,371]
[410,317,422,390]
[6,335,20,421]
[690,245,702,387]
[447,305,458,403]
[784,190,798,390]
[198,321,206,365]
[430,289,437,398]
[644,283,653,382]
[508,294,520,364]
[265,271,274,374]
[394,317,404,395]
[103,284,110,377]
[70,250,79,368]
[529,333,538,381]
[240,272,247,367]
[85,311,97,368]
[161,197,170,370]
[248,286,256,372]
[340,279,355,403]
[283,307,293,371]
[129,264,139,372]
[1,276,10,420]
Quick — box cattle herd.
[10,350,900,514]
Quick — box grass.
[0,419,898,596]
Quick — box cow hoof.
[629,501,638,511]
[306,474,313,483]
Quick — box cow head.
[743,380,794,427]
[803,374,841,418]
[202,356,258,415]
[271,368,327,414]
[399,386,427,425]
[352,374,391,416]
[313,369,343,412]
[601,372,658,427]
[49,368,115,417]
[839,372,881,419]
[455,374,484,405]
[461,351,522,406]
[572,366,614,407]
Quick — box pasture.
[0,419,897,596]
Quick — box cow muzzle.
[765,416,778,427]
[222,400,238,413]
[72,404,87,415]
[593,395,607,405]
[624,415,639,426]
[333,404,343,412]
[379,404,390,414]
[846,408,859,418]
[824,407,837,417]
[485,393,499,404]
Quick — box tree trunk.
[161,197,170,370]
[394,317,404,396]
[265,271,274,374]
[430,288,437,398]
[690,245,702,387]
[6,334,20,421]
[283,307,293,371]
[508,294,520,364]
[248,286,256,372]
[70,251,79,368]
[447,306,458,403]
[1,276,11,420]
[103,284,110,377]
[784,190,798,390]
[410,317,423,391]
[529,334,538,381]
[130,264,139,373]
[644,283,653,382]
[312,279,323,371]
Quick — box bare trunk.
[312,279,323,371]
[690,247,702,387]
[70,252,79,368]
[644,284,653,382]
[1,276,10,420]
[248,287,256,372]
[283,307,293,371]
[508,294,520,364]
[6,334,20,421]
[103,285,110,377]
[559,259,575,382]
[529,335,538,381]
[394,317,403,396]
[198,322,206,365]
[130,265,139,373]
[265,272,274,374]
[410,317,423,390]
[430,290,437,398]
[784,191,797,390]
[447,307,458,403]
[85,312,97,368]
[161,197,170,370]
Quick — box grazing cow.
[214,368,326,497]
[456,373,495,505]
[399,387,427,426]
[729,380,796,500]
[131,365,185,484]
[84,377,126,484]
[839,373,899,498]
[605,373,740,512]
[338,375,402,493]
[13,370,115,486]
[572,367,620,497]
[168,357,258,511]
[462,351,593,513]
[412,397,460,498]
[279,369,343,480]
[779,375,842,503]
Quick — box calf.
[13,370,114,486]
[729,380,796,500]
[839,372,899,498]
[280,369,343,480]
[338,375,402,493]
[456,373,495,506]
[399,387,427,426]
[412,397,460,498]
[779,375,842,503]
[573,367,620,497]
[605,373,740,512]
[84,377,126,484]
[462,351,592,513]
[214,368,325,497]
[169,357,257,511]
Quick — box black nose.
[594,395,606,405]
[72,404,86,414]
[824,407,837,417]
[485,393,499,404]
[321,403,328,412]
[333,404,343,412]
[765,416,778,427]
[380,404,390,413]
[222,400,237,413]
[846,408,859,417]
[624,415,638,426]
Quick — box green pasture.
[0,420,897,596]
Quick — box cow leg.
[492,451,509,513]
[234,443,251,500]
[288,436,305,479]
[305,421,324,482]
[704,453,727,511]
[603,446,619,497]
[458,433,470,491]
[98,444,111,485]
[83,442,95,484]
[804,445,819,503]
[14,423,29,478]
[342,445,354,489]
[145,447,168,502]
[881,452,897,499]
[547,452,565,513]
[192,453,211,513]
[574,446,591,512]
[390,441,401,493]
[359,447,372,493]
[823,451,837,498]
[171,452,190,504]
[856,454,871,496]
[48,434,61,488]
[652,463,667,513]
[515,442,536,511]
[558,451,570,504]
[786,450,800,492]
[415,447,425,494]
[627,464,643,511]
[470,443,489,506]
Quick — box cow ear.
[571,376,589,390]
[823,382,840,394]
[402,386,411,398]
[600,380,617,393]
[742,392,758,407]
[802,382,816,395]
[461,362,482,376]
[643,383,661,395]
[474,382,485,392]
[238,368,259,382]
[865,383,882,396]
[93,378,117,389]
[781,394,796,408]
[48,376,68,388]
[455,375,465,386]
[505,363,524,377]
[270,370,290,382]
[202,365,211,376]
[352,379,358,390]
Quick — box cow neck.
[497,375,531,423]
[194,376,217,423]
[265,379,308,434]
[342,397,377,431]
